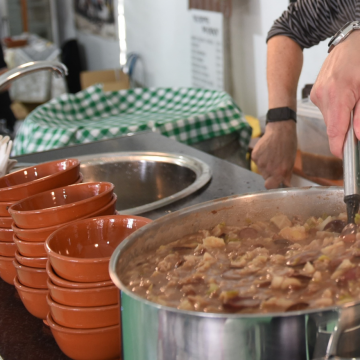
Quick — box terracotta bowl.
[46,261,114,289]
[0,200,15,216]
[13,235,47,257]
[47,313,121,360]
[0,255,16,284]
[47,279,119,307]
[46,294,119,329]
[9,182,114,229]
[45,215,152,283]
[0,159,80,202]
[0,240,16,257]
[13,259,48,289]
[15,250,47,269]
[0,216,14,228]
[14,277,49,319]
[74,172,83,184]
[0,227,13,242]
[11,194,117,242]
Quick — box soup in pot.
[123,212,360,313]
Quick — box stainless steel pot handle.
[325,305,360,359]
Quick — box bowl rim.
[13,259,47,273]
[46,293,119,311]
[13,234,46,246]
[0,158,79,193]
[0,226,13,232]
[0,240,16,247]
[46,261,114,288]
[45,215,152,264]
[14,250,47,262]
[0,254,15,262]
[46,312,120,334]
[11,193,118,235]
[0,200,16,206]
[14,276,49,293]
[46,278,116,294]
[8,181,114,216]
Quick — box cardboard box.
[80,69,130,91]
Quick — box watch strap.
[328,21,360,53]
[266,107,296,124]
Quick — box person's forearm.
[267,35,303,111]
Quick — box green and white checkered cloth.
[13,85,252,156]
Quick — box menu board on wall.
[190,9,224,90]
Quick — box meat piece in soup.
[123,212,360,314]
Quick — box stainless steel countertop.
[14,132,265,219]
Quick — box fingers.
[353,101,360,141]
[265,176,285,190]
[325,103,352,159]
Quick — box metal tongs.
[341,110,360,241]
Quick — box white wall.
[230,0,328,117]
[124,0,191,87]
[56,0,120,71]
[55,0,329,114]
[123,0,329,117]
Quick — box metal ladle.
[341,110,360,242]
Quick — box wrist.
[266,120,296,133]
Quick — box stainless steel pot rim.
[110,185,352,319]
[76,151,212,215]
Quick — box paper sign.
[190,9,224,90]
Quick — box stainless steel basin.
[75,152,212,215]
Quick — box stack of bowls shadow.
[0,159,82,286]
[44,215,152,360]
[9,181,117,322]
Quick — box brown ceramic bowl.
[11,193,117,242]
[0,216,14,228]
[45,215,152,282]
[14,276,49,319]
[13,235,47,257]
[0,227,13,242]
[47,313,121,360]
[15,250,47,269]
[0,200,15,216]
[0,159,80,202]
[74,172,83,184]
[46,261,114,289]
[47,279,118,307]
[13,259,48,289]
[9,182,114,229]
[0,240,16,257]
[46,294,119,329]
[0,255,16,284]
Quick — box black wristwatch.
[266,107,296,124]
[328,21,360,53]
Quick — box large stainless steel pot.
[109,186,360,360]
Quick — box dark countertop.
[1,132,265,360]
[14,132,265,219]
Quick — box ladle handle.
[343,110,359,198]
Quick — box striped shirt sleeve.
[267,0,360,49]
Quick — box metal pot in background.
[191,132,249,168]
[110,187,360,360]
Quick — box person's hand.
[252,121,297,189]
[310,31,360,158]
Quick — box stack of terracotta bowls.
[9,182,117,321]
[44,215,152,360]
[0,159,81,285]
